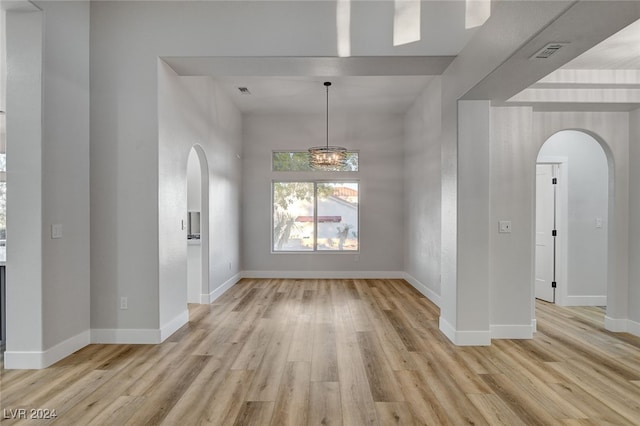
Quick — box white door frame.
[536,156,568,306]
[187,145,210,304]
[534,163,556,303]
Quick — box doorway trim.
[189,144,210,304]
[536,156,568,307]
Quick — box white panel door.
[535,164,555,303]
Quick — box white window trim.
[271,180,360,254]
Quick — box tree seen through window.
[272,181,358,252]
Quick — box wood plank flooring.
[1,278,640,425]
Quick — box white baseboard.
[4,330,90,369]
[532,318,537,333]
[91,328,161,344]
[562,295,606,307]
[491,324,533,339]
[604,315,627,332]
[439,316,491,346]
[207,272,242,303]
[4,351,48,370]
[402,272,441,307]
[92,310,189,345]
[241,270,404,279]
[439,316,456,344]
[160,310,189,342]
[605,315,640,338]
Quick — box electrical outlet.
[51,224,63,239]
[120,297,128,310]
[499,220,512,233]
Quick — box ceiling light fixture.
[308,82,348,170]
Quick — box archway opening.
[535,130,610,310]
[187,145,210,304]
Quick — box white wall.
[0,9,5,113]
[5,7,43,367]
[438,0,575,344]
[489,106,535,337]
[86,0,471,338]
[436,1,640,343]
[629,107,640,331]
[41,0,91,351]
[186,148,202,304]
[456,100,492,343]
[9,0,639,369]
[484,109,631,336]
[538,130,608,303]
[242,112,404,276]
[403,77,442,302]
[483,109,630,337]
[187,149,201,213]
[5,1,91,368]
[533,112,629,328]
[158,63,242,333]
[74,0,635,355]
[90,3,158,333]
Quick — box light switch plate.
[51,224,63,239]
[498,220,512,233]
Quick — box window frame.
[271,179,360,254]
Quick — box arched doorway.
[186,145,210,304]
[535,130,610,308]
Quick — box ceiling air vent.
[237,87,251,95]
[531,42,569,59]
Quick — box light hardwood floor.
[1,278,640,425]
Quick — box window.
[272,151,359,172]
[272,181,359,252]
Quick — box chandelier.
[308,82,347,170]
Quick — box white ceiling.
[210,7,640,114]
[506,17,640,110]
[214,75,434,114]
[561,18,640,70]
[162,0,484,115]
[165,56,453,115]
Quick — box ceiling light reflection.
[393,0,421,46]
[466,0,491,29]
[337,0,351,57]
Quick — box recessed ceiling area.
[215,76,434,114]
[160,0,490,117]
[506,18,640,110]
[560,18,640,70]
[163,56,451,115]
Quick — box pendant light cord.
[325,82,331,149]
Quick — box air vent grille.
[531,43,569,59]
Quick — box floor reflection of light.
[466,0,491,29]
[393,0,421,46]
[337,0,351,57]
